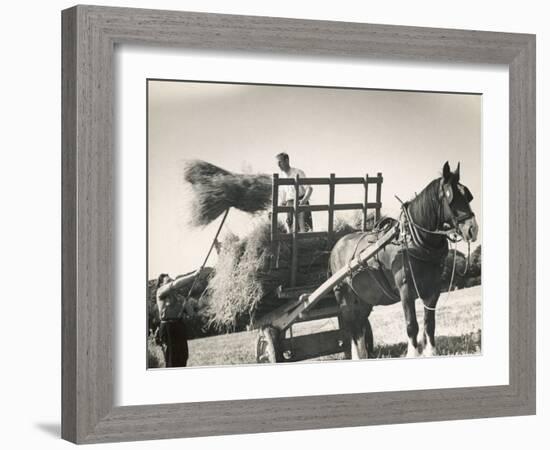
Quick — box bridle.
[438,180,475,235]
[398,179,475,246]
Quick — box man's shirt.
[279,167,311,204]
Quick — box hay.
[205,221,280,331]
[183,160,272,226]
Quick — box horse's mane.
[408,178,441,231]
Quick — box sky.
[148,80,481,278]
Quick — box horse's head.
[439,161,478,242]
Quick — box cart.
[254,172,399,363]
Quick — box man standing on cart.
[276,152,313,233]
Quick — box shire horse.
[330,162,478,359]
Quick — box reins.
[405,238,461,312]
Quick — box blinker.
[458,183,474,203]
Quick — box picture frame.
[61,4,536,444]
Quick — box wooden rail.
[272,172,383,287]
[277,202,381,214]
[275,175,383,186]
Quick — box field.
[149,285,482,368]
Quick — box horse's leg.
[421,293,440,357]
[400,283,420,358]
[365,311,375,358]
[337,312,352,359]
[334,283,369,360]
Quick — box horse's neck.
[408,182,445,249]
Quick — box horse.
[329,162,478,359]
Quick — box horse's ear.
[442,161,451,182]
[455,162,461,181]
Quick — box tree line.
[441,244,481,290]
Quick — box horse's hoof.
[423,346,437,357]
[406,347,420,358]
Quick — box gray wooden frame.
[62,5,536,444]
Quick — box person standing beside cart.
[155,270,198,368]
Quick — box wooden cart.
[254,172,397,363]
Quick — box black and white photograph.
[146,80,482,369]
[147,80,482,368]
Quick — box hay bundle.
[205,220,280,331]
[183,160,272,226]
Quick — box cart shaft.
[280,224,400,329]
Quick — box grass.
[147,285,482,368]
[147,335,165,368]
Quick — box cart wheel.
[256,327,281,363]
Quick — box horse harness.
[342,180,473,309]
[344,219,402,303]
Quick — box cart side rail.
[271,172,383,286]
